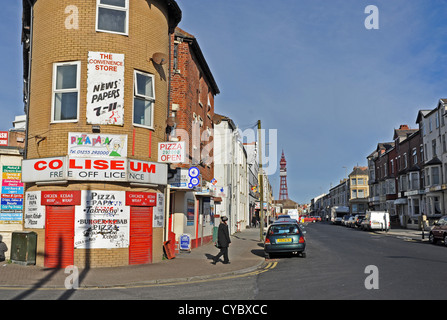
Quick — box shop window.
[96,0,128,35]
[133,70,155,129]
[52,62,80,122]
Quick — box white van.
[361,211,390,231]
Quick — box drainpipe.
[24,0,34,160]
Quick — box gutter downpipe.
[24,0,34,160]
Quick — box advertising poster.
[86,51,124,126]
[153,193,164,228]
[74,190,129,249]
[187,198,195,226]
[0,165,24,223]
[68,132,127,158]
[24,191,45,228]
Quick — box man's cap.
[221,216,228,221]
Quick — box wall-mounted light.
[92,125,100,133]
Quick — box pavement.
[0,225,434,290]
[0,227,266,289]
[374,226,432,242]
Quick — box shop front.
[21,146,167,268]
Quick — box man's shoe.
[222,261,231,264]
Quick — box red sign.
[0,131,8,146]
[41,191,81,206]
[125,192,157,206]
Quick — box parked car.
[333,216,343,225]
[429,216,447,245]
[264,220,306,259]
[347,216,356,228]
[276,215,291,220]
[342,215,352,226]
[354,215,365,228]
[314,216,322,222]
[300,215,317,223]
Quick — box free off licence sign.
[158,141,185,163]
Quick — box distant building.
[348,166,369,215]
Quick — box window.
[434,196,441,214]
[133,71,155,128]
[412,148,417,165]
[443,134,446,153]
[432,166,440,185]
[432,139,437,157]
[52,62,80,122]
[96,0,128,35]
[410,172,419,190]
[358,189,365,198]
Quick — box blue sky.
[2,1,447,204]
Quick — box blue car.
[264,220,306,259]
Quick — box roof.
[349,166,368,177]
[393,125,418,141]
[174,27,220,95]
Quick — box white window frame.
[96,0,129,36]
[132,70,155,130]
[51,61,80,123]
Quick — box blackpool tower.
[279,150,289,200]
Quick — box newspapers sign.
[86,52,124,125]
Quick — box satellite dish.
[212,114,222,125]
[151,52,168,65]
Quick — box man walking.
[213,216,231,264]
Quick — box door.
[45,205,75,268]
[129,206,153,265]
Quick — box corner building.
[21,0,181,268]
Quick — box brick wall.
[169,30,216,183]
[28,0,170,161]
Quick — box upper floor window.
[133,70,155,129]
[96,0,129,35]
[52,62,80,122]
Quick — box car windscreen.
[268,224,300,235]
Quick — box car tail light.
[265,238,270,244]
[299,236,305,243]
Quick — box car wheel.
[429,232,437,244]
[300,252,306,258]
[444,234,447,247]
[265,252,270,259]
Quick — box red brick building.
[166,27,220,249]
